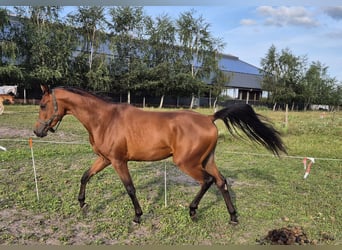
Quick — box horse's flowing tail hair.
[212,103,287,156]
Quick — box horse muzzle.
[33,124,48,138]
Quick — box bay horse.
[33,84,286,225]
[0,94,15,115]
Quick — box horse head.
[33,84,63,137]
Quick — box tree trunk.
[190,95,195,109]
[213,97,218,112]
[291,102,295,111]
[159,95,164,109]
[209,89,212,108]
[24,88,27,104]
[284,103,289,128]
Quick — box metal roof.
[219,54,261,75]
[219,54,262,90]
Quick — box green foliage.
[10,7,78,86]
[260,45,340,109]
[0,64,23,84]
[0,6,225,100]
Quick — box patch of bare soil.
[0,208,121,245]
[0,128,35,138]
[165,168,198,186]
[0,127,85,142]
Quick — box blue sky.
[142,5,342,82]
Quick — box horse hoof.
[190,212,198,221]
[189,208,197,219]
[229,220,239,226]
[81,203,89,214]
[133,216,141,224]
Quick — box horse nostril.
[33,128,45,138]
[33,130,40,137]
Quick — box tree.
[261,45,340,111]
[331,84,342,110]
[108,6,148,103]
[304,61,340,110]
[176,9,224,108]
[68,7,106,71]
[0,8,23,85]
[145,14,179,107]
[13,6,77,87]
[67,6,110,91]
[260,45,306,110]
[209,69,230,109]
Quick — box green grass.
[0,105,341,245]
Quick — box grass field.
[0,105,341,245]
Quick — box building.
[218,54,263,102]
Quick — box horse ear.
[40,84,50,94]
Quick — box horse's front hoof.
[190,211,198,221]
[81,203,89,214]
[133,216,141,224]
[229,219,239,226]
[190,214,198,221]
[189,208,197,220]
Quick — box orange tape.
[303,157,315,179]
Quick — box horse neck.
[58,90,113,132]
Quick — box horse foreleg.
[78,157,110,210]
[112,160,143,223]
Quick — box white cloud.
[257,6,319,27]
[240,18,257,26]
[240,19,257,26]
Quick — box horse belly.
[127,142,172,161]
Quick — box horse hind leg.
[185,164,238,225]
[204,159,238,225]
[189,172,214,220]
[174,147,239,225]
[173,157,213,220]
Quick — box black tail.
[213,103,287,156]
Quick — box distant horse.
[34,84,286,224]
[0,94,15,115]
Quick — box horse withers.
[33,84,286,225]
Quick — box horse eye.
[40,104,46,110]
